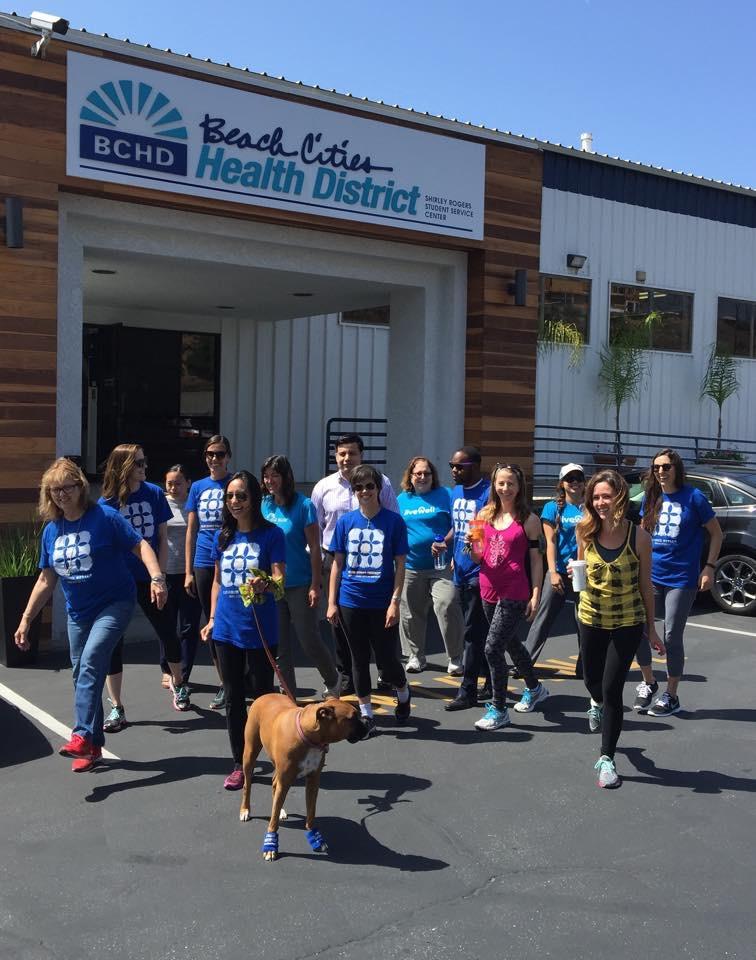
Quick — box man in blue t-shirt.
[445,446,493,711]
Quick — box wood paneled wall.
[466,145,542,477]
[0,25,543,520]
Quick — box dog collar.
[296,710,328,753]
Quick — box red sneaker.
[71,746,103,772]
[59,733,92,758]
[223,766,244,790]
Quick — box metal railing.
[324,417,387,474]
[534,424,756,482]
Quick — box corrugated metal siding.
[251,313,388,483]
[536,188,756,468]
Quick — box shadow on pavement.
[619,746,756,794]
[0,696,54,768]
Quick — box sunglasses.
[225,491,248,501]
[51,483,80,496]
[352,482,377,492]
[653,463,674,473]
[206,450,228,459]
[134,459,147,468]
[449,461,474,470]
[494,463,523,475]
[563,473,585,483]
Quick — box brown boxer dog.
[238,693,367,861]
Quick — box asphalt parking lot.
[1,597,755,960]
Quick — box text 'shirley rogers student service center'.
[3,9,756,543]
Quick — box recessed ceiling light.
[215,304,235,310]
[92,268,117,275]
[292,292,313,297]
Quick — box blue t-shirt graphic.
[40,503,140,623]
[262,493,317,589]
[332,508,408,609]
[186,475,229,568]
[645,485,715,588]
[99,481,172,582]
[451,479,491,586]
[397,487,453,570]
[540,500,584,574]
[210,525,286,649]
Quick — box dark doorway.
[82,324,220,482]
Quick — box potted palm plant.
[699,346,742,464]
[0,524,42,667]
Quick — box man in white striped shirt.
[311,433,399,694]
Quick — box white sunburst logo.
[79,80,189,176]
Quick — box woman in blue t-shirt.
[200,471,286,790]
[396,456,463,676]
[185,434,233,710]
[184,433,231,710]
[261,454,340,699]
[99,444,182,728]
[524,463,586,675]
[327,465,412,738]
[14,458,166,772]
[634,448,723,717]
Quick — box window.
[340,306,390,327]
[717,298,756,358]
[721,482,756,507]
[539,275,590,343]
[609,284,693,352]
[687,477,725,507]
[181,333,218,418]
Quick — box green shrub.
[0,525,40,578]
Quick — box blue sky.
[16,0,755,187]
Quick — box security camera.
[30,11,69,34]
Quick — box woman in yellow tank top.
[574,470,664,789]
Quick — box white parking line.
[686,620,756,639]
[0,680,120,760]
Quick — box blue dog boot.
[305,828,328,854]
[262,830,279,861]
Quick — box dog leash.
[248,601,298,705]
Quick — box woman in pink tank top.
[470,464,549,731]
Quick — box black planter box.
[0,575,41,667]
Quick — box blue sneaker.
[474,703,510,731]
[587,703,603,733]
[513,682,549,713]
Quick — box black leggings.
[159,573,202,683]
[339,606,406,699]
[579,621,643,759]
[108,580,180,676]
[194,565,219,664]
[215,641,275,764]
[482,599,536,709]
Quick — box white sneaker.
[594,755,620,789]
[447,658,463,676]
[324,672,343,699]
[513,682,549,713]
[405,656,426,673]
[474,704,511,731]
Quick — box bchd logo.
[655,502,682,540]
[452,498,476,537]
[53,531,93,578]
[121,501,155,540]
[79,80,188,175]
[346,528,384,582]
[198,488,224,527]
[221,542,261,588]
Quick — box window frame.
[716,296,756,360]
[608,281,694,353]
[538,273,592,345]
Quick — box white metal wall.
[250,313,388,483]
[537,188,756,467]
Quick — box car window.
[721,483,756,507]
[687,477,726,507]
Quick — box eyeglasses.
[134,459,147,468]
[449,461,474,470]
[50,483,80,497]
[206,450,227,459]
[411,471,431,478]
[352,482,376,492]
[653,463,674,473]
[563,473,585,483]
[225,491,248,501]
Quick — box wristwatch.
[151,575,166,583]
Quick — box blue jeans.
[68,599,134,747]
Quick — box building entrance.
[82,323,220,481]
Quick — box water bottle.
[433,535,448,571]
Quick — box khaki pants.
[400,566,464,661]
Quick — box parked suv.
[628,466,756,616]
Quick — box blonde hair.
[576,470,629,545]
[38,458,90,521]
[101,443,143,506]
